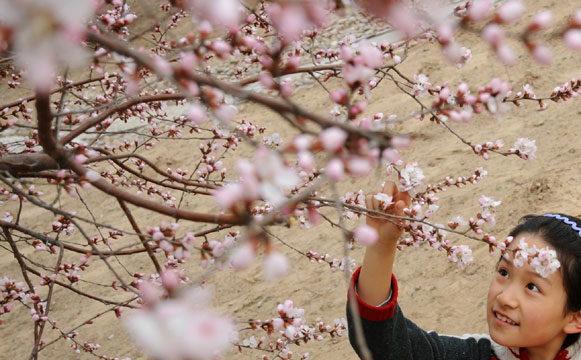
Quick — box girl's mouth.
[494,311,519,326]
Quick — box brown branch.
[0,75,111,112]
[23,264,137,308]
[32,241,64,359]
[0,219,146,255]
[2,226,36,293]
[90,148,216,192]
[237,64,341,87]
[2,226,42,358]
[34,91,244,225]
[0,219,232,256]
[0,153,59,174]
[60,93,186,145]
[117,199,162,274]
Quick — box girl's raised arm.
[357,181,411,306]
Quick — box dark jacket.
[346,267,579,360]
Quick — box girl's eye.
[526,283,540,293]
[498,268,509,278]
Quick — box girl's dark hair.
[508,214,581,348]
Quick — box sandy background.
[2,0,581,359]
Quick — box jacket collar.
[490,336,581,360]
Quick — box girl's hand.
[364,181,411,246]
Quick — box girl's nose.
[496,285,518,308]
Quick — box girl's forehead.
[508,232,551,250]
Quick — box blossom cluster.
[126,285,237,360]
[511,237,561,277]
[0,277,26,324]
[240,300,348,360]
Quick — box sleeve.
[346,267,492,360]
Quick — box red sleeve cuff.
[348,266,398,322]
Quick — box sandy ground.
[2,0,581,359]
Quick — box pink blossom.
[210,39,232,59]
[325,158,345,182]
[297,151,314,170]
[215,104,237,124]
[198,20,213,37]
[382,148,400,164]
[349,101,368,117]
[385,3,419,38]
[448,245,473,269]
[353,225,378,246]
[230,242,256,270]
[413,74,431,97]
[479,195,502,226]
[496,1,524,24]
[513,238,536,267]
[482,24,504,46]
[511,138,537,160]
[254,149,299,207]
[347,157,372,177]
[307,207,321,225]
[126,287,237,360]
[342,64,375,86]
[436,24,454,45]
[280,80,293,97]
[390,136,412,149]
[286,55,301,70]
[496,44,516,66]
[263,251,290,280]
[188,104,206,125]
[439,87,451,101]
[293,134,312,151]
[320,127,348,152]
[399,162,425,191]
[467,0,491,22]
[564,29,581,51]
[530,247,560,278]
[340,46,354,62]
[259,73,276,89]
[573,9,581,27]
[373,193,393,210]
[161,270,180,292]
[330,88,349,104]
[137,281,164,305]
[153,56,173,76]
[266,4,307,42]
[266,3,326,43]
[358,42,383,68]
[188,0,242,31]
[530,10,552,30]
[532,45,552,65]
[214,183,244,210]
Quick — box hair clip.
[544,213,581,237]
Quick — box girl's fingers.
[395,200,406,216]
[394,191,411,208]
[381,180,398,196]
[372,194,380,211]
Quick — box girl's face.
[487,233,578,358]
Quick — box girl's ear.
[564,311,581,334]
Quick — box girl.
[347,181,581,360]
